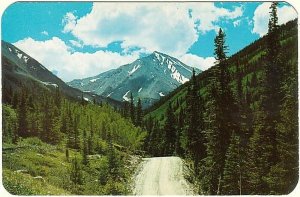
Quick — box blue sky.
[1,1,297,81]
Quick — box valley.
[1,2,298,196]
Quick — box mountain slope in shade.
[1,40,122,107]
[68,51,201,108]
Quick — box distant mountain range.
[68,51,200,108]
[1,40,122,107]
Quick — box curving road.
[133,156,195,195]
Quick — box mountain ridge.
[68,51,201,108]
[1,40,122,107]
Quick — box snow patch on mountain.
[123,90,131,101]
[128,64,141,75]
[23,56,29,63]
[90,78,99,83]
[17,52,22,59]
[159,92,165,97]
[107,92,113,97]
[41,81,58,88]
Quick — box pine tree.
[200,82,223,195]
[214,28,228,64]
[107,131,119,178]
[18,87,28,137]
[245,110,270,194]
[221,132,242,195]
[54,86,61,108]
[212,28,238,193]
[185,69,205,171]
[136,98,143,127]
[266,63,298,194]
[164,102,176,155]
[130,93,135,124]
[82,130,89,165]
[175,108,185,156]
[263,1,282,165]
[70,157,83,185]
[66,148,69,162]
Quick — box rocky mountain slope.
[68,51,200,108]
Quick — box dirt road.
[132,156,195,195]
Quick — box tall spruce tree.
[130,93,135,124]
[164,102,177,155]
[201,81,223,195]
[18,87,28,137]
[263,1,282,164]
[70,157,83,185]
[221,132,242,195]
[185,69,205,172]
[82,130,89,165]
[213,28,238,193]
[136,98,143,127]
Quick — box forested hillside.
[2,84,146,194]
[144,6,298,195]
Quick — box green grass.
[2,137,141,195]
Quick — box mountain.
[67,51,200,108]
[145,19,297,121]
[143,19,298,195]
[1,40,122,107]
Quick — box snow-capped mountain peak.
[68,51,201,108]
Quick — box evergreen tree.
[221,132,242,195]
[266,64,298,194]
[175,108,185,156]
[130,93,135,124]
[70,157,83,185]
[185,69,205,171]
[200,82,223,195]
[164,102,177,155]
[54,87,61,108]
[214,28,228,64]
[66,148,69,162]
[136,98,143,127]
[212,28,238,192]
[107,131,119,178]
[263,1,282,165]
[18,87,28,137]
[245,110,270,194]
[82,130,89,165]
[122,101,130,119]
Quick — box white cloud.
[63,2,243,56]
[252,3,297,36]
[62,12,77,33]
[233,19,241,27]
[179,53,215,71]
[41,31,49,36]
[69,40,83,48]
[190,3,243,32]
[14,37,138,82]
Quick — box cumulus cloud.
[69,40,83,48]
[190,3,243,32]
[63,2,243,56]
[62,12,77,33]
[252,2,297,36]
[14,37,138,82]
[180,53,215,71]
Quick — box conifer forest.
[2,2,298,195]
